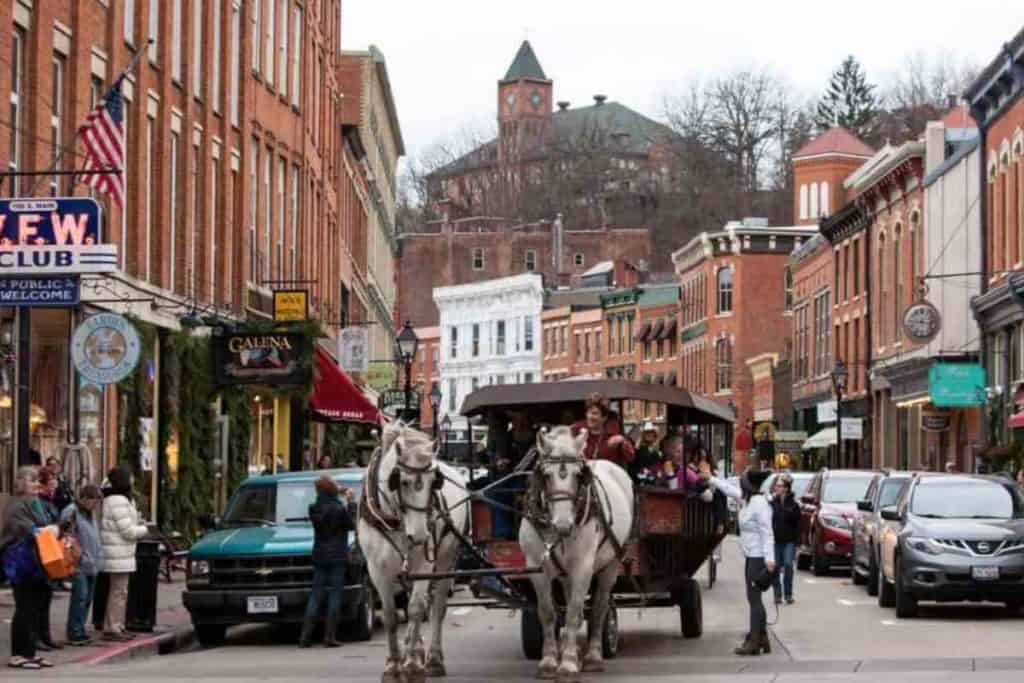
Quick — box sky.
[342,0,1024,162]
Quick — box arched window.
[909,212,920,299]
[809,182,819,218]
[878,233,887,344]
[716,337,732,392]
[820,181,830,216]
[717,266,733,314]
[784,266,793,310]
[894,224,903,342]
[799,184,808,220]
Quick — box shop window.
[525,250,536,272]
[717,266,733,314]
[574,253,585,268]
[472,247,485,271]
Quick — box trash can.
[126,540,162,632]
[92,572,109,631]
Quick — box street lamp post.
[441,414,452,466]
[831,359,849,469]
[395,321,419,425]
[428,382,442,438]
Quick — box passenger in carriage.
[570,393,636,468]
[629,420,662,482]
[488,412,533,540]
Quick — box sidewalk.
[0,576,193,666]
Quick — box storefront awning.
[634,321,652,341]
[1010,412,1024,430]
[309,347,382,425]
[649,319,665,340]
[659,319,677,341]
[802,428,838,450]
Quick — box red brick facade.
[411,327,441,432]
[790,235,835,415]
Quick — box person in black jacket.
[299,476,356,648]
[770,474,801,605]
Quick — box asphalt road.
[30,537,1024,682]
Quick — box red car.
[797,469,876,576]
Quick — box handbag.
[1,535,46,585]
[751,564,775,592]
[35,527,76,580]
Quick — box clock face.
[903,302,941,343]
[530,90,543,109]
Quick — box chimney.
[557,101,570,111]
[593,94,607,106]
[925,120,946,175]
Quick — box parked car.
[184,468,377,646]
[851,471,913,595]
[877,473,1024,618]
[760,471,813,499]
[797,469,876,575]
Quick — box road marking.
[803,578,820,584]
[451,607,473,616]
[837,599,875,606]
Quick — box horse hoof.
[380,674,402,683]
[556,662,580,682]
[537,659,558,680]
[424,658,446,677]
[581,655,605,673]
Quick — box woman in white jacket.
[100,466,148,641]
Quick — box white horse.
[358,423,469,682]
[520,426,635,679]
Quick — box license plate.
[246,596,279,614]
[971,566,999,581]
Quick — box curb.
[76,617,195,665]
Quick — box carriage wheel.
[521,609,544,661]
[677,578,703,639]
[601,605,619,659]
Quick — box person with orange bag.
[33,469,63,653]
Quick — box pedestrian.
[300,476,357,648]
[570,393,635,468]
[99,466,149,642]
[33,468,62,652]
[44,457,74,513]
[629,421,662,481]
[316,454,333,470]
[1016,468,1024,496]
[770,473,801,606]
[61,485,104,645]
[701,464,775,656]
[2,466,59,669]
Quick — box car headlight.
[820,515,851,530]
[907,537,944,556]
[189,559,211,578]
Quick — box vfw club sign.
[0,198,117,274]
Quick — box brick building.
[0,1,398,489]
[541,306,572,381]
[411,327,441,432]
[673,220,817,468]
[397,215,650,327]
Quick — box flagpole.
[29,39,153,197]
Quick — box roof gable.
[793,127,875,160]
[503,41,548,82]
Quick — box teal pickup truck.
[183,468,375,646]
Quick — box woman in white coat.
[100,466,149,641]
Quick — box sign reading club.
[0,198,116,274]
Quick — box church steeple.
[497,41,553,163]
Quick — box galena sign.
[0,197,117,275]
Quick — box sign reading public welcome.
[0,198,116,274]
[0,276,79,306]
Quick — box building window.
[643,339,651,362]
[894,225,903,342]
[472,248,485,270]
[276,157,286,279]
[575,333,582,362]
[147,0,159,63]
[472,323,480,357]
[449,326,458,359]
[277,0,288,89]
[717,266,733,314]
[595,331,602,360]
[910,212,920,298]
[211,0,222,112]
[252,0,261,72]
[230,2,242,126]
[192,0,203,96]
[716,338,732,392]
[784,267,793,310]
[496,320,506,355]
[799,184,808,220]
[290,5,302,107]
[264,0,275,86]
[49,53,66,196]
[523,372,534,384]
[809,181,819,218]
[668,331,676,358]
[584,332,592,363]
[821,181,830,216]
[248,140,258,284]
[169,130,179,290]
[171,0,183,80]
[525,249,536,272]
[448,379,457,412]
[878,234,887,344]
[559,326,566,355]
[574,252,585,268]
[290,164,300,278]
[524,316,534,351]
[144,114,154,281]
[8,27,25,196]
[209,156,220,302]
[852,238,860,296]
[124,0,136,45]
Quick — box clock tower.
[497,41,553,163]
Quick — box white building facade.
[434,273,544,421]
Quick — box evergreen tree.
[815,56,879,138]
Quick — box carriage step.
[402,565,543,581]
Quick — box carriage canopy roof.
[460,379,735,425]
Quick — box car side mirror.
[879,506,900,522]
[198,514,219,531]
[856,499,873,512]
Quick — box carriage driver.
[570,393,636,469]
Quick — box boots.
[733,636,760,656]
[760,633,772,654]
[298,617,315,648]
[323,613,341,648]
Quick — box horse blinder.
[388,469,401,491]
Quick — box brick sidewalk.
[1,576,191,666]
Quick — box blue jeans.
[304,561,346,622]
[67,573,97,640]
[772,542,796,601]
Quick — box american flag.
[78,76,125,208]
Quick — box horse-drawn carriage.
[456,379,733,661]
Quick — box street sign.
[817,400,837,424]
[379,388,421,420]
[921,411,951,432]
[71,313,142,385]
[903,300,942,344]
[0,197,102,244]
[840,418,863,440]
[273,289,308,321]
[0,244,118,275]
[0,276,79,306]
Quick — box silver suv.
[877,474,1024,618]
[851,471,913,596]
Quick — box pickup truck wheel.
[1005,600,1023,614]
[812,542,830,577]
[850,560,866,586]
[350,587,376,642]
[894,556,918,618]
[195,624,227,648]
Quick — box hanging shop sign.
[903,300,942,345]
[366,361,396,390]
[0,276,79,306]
[817,400,837,424]
[921,411,951,432]
[0,198,116,275]
[929,362,986,407]
[339,327,369,373]
[840,417,864,440]
[273,289,308,321]
[71,313,143,385]
[213,331,309,385]
[378,388,421,420]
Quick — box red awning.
[309,347,381,425]
[1010,412,1024,430]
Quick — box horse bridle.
[534,454,593,525]
[385,458,448,563]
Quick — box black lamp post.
[831,359,849,469]
[441,414,452,464]
[428,381,442,438]
[395,321,419,424]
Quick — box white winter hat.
[642,420,657,432]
